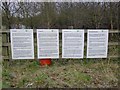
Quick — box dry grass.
[2,58,119,88]
[0,35,2,89]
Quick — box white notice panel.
[62,29,84,58]
[37,29,59,59]
[87,29,109,58]
[10,29,34,59]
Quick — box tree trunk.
[110,2,113,30]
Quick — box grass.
[2,58,119,88]
[0,35,2,89]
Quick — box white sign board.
[37,29,59,59]
[87,29,109,58]
[62,29,84,58]
[10,29,34,59]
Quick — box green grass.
[0,35,2,89]
[2,58,119,88]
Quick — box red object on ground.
[40,59,52,66]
